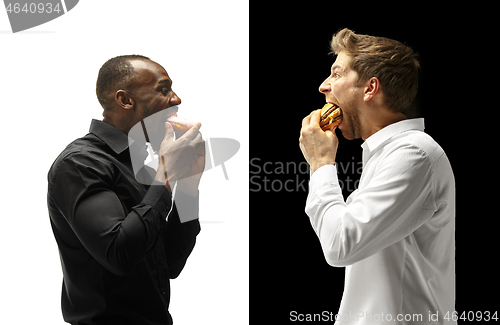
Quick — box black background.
[250,4,497,323]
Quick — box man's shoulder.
[50,133,100,162]
[47,134,112,184]
[390,129,446,164]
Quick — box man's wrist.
[153,175,173,193]
[176,179,199,197]
[311,161,335,175]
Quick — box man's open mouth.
[164,105,179,119]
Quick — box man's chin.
[338,124,355,140]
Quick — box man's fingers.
[163,122,175,143]
[302,111,313,128]
[323,124,337,134]
[310,109,321,126]
[180,122,202,141]
[192,129,203,144]
[302,109,322,132]
[324,128,335,140]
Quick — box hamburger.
[319,103,342,131]
[167,115,197,138]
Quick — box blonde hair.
[330,28,420,114]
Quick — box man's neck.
[362,112,407,140]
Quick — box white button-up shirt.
[305,118,455,324]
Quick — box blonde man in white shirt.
[299,28,455,324]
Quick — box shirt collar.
[89,119,130,154]
[361,118,425,164]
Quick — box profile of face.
[124,59,181,151]
[318,52,364,140]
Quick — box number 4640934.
[5,2,62,14]
[444,311,498,322]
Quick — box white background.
[0,1,249,324]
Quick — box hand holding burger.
[154,116,204,193]
[299,104,341,175]
[167,115,198,138]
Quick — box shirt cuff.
[309,164,339,193]
[174,189,200,223]
[142,182,173,217]
[306,164,343,217]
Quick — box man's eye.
[333,73,340,79]
[161,87,171,94]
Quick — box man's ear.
[115,90,135,109]
[363,77,380,102]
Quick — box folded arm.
[305,146,437,266]
[49,153,172,276]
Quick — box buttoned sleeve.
[305,145,438,267]
[48,150,172,276]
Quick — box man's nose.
[319,78,330,94]
[170,91,181,105]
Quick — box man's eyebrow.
[331,64,342,72]
[158,78,172,86]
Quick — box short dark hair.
[330,28,419,114]
[96,54,150,106]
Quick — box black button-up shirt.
[47,119,200,325]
